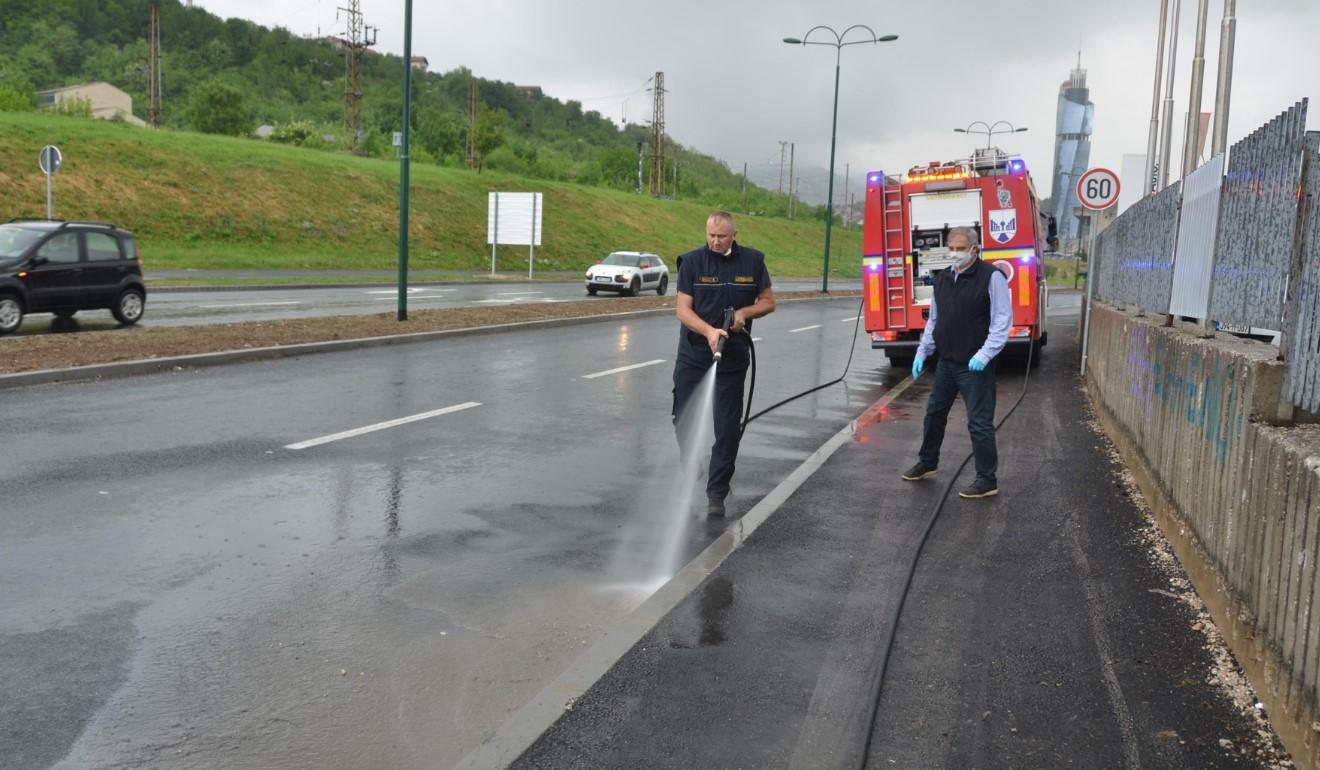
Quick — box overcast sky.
[195,0,1318,202]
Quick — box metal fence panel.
[1209,100,1309,330]
[1285,132,1320,412]
[1170,153,1226,319]
[1092,181,1180,313]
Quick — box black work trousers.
[672,333,749,502]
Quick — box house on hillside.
[36,82,146,127]
[410,56,428,71]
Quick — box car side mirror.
[29,255,47,267]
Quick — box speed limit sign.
[1077,167,1120,210]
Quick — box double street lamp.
[954,120,1027,149]
[783,25,898,293]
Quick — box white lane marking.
[453,380,917,770]
[495,290,545,296]
[284,402,482,450]
[790,324,823,333]
[472,299,518,304]
[581,359,667,379]
[199,301,301,309]
[373,295,454,301]
[840,315,860,322]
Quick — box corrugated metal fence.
[1090,99,1320,413]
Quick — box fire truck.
[861,148,1051,368]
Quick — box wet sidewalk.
[509,315,1287,768]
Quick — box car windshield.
[0,226,44,259]
[601,253,642,267]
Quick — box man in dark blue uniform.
[673,211,776,516]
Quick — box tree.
[0,83,33,111]
[471,107,507,172]
[188,78,249,135]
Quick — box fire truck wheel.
[1030,340,1043,368]
[885,352,913,369]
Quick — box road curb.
[0,294,860,391]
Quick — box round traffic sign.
[38,145,63,175]
[1077,167,1119,210]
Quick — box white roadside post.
[1076,167,1121,376]
[39,145,63,220]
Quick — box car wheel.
[628,278,640,297]
[587,287,597,296]
[112,288,145,325]
[656,275,668,296]
[0,294,23,335]
[53,308,77,319]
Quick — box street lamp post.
[953,120,1028,149]
[784,26,897,293]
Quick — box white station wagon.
[585,251,669,297]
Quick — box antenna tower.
[647,72,666,197]
[337,0,377,152]
[147,4,162,127]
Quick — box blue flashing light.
[1009,160,1025,174]
[868,173,881,183]
[868,263,880,272]
[1020,255,1034,264]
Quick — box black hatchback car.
[0,220,147,334]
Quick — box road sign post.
[1077,167,1120,377]
[38,145,63,220]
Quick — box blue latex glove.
[968,356,987,372]
[911,357,924,379]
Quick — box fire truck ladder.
[881,182,908,329]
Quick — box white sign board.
[1077,167,1120,211]
[487,192,543,246]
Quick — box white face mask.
[951,248,977,269]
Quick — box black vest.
[932,258,995,365]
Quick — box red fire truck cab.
[862,148,1049,368]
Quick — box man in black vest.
[900,226,1012,498]
[673,211,776,516]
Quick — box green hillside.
[0,111,863,277]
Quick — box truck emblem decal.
[988,209,1017,244]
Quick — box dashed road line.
[284,402,482,450]
[581,359,667,380]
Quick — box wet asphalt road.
[516,305,1281,769]
[2,296,894,769]
[11,279,859,333]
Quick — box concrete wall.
[1086,301,1320,768]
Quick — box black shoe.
[901,462,938,481]
[706,498,726,517]
[959,478,999,499]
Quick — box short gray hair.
[707,211,737,230]
[947,226,979,249]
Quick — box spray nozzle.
[713,307,736,362]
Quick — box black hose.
[739,296,865,438]
[856,337,1037,768]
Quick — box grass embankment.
[0,112,862,279]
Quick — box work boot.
[706,497,726,517]
[958,478,999,499]
[900,462,938,481]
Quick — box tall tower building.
[1050,58,1094,242]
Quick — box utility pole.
[1211,0,1236,156]
[788,143,796,219]
[146,3,162,127]
[778,141,788,193]
[1144,0,1170,194]
[741,162,748,212]
[1182,0,1210,179]
[1157,0,1182,190]
[647,72,666,197]
[842,163,849,229]
[466,78,478,168]
[338,0,377,153]
[636,142,644,194]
